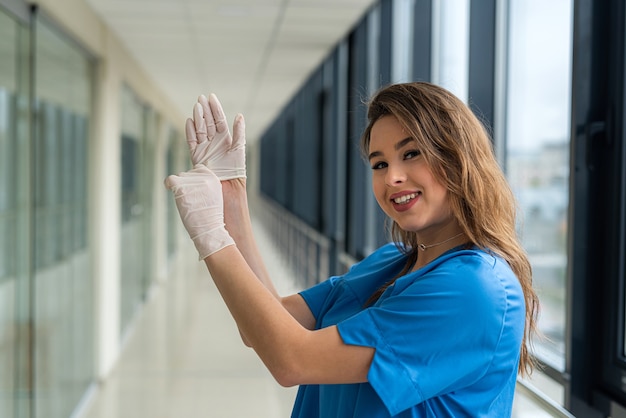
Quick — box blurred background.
[1,0,624,417]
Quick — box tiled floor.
[79,216,563,418]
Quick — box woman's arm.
[165,166,374,386]
[221,178,316,339]
[221,179,280,298]
[205,245,375,386]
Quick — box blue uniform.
[291,243,525,418]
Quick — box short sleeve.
[336,252,517,416]
[299,279,334,320]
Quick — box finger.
[164,174,179,190]
[198,95,216,139]
[209,93,229,134]
[193,103,209,143]
[232,113,246,149]
[185,118,197,152]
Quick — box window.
[432,0,470,102]
[33,13,94,418]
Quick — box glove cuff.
[213,167,247,181]
[192,225,235,260]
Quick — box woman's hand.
[185,93,246,180]
[164,165,235,260]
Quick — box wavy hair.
[361,82,539,376]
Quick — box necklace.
[418,232,463,251]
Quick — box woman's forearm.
[220,180,316,339]
[204,246,308,384]
[204,246,372,387]
[222,179,280,298]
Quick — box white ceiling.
[85,0,376,143]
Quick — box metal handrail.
[516,379,576,418]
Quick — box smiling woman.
[165,82,539,417]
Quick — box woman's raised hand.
[185,93,246,180]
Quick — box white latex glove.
[185,93,246,180]
[164,165,235,259]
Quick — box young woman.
[165,82,540,417]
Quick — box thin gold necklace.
[418,232,463,251]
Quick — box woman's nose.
[385,164,407,185]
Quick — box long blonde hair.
[361,82,539,376]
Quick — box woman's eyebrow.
[368,137,414,161]
[395,137,414,150]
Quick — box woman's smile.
[390,191,421,212]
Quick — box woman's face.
[368,115,455,239]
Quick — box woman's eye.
[371,161,387,170]
[404,150,421,160]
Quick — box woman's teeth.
[393,193,418,204]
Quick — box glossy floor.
[78,219,557,418]
[81,273,297,417]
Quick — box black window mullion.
[412,0,432,82]
[468,0,496,130]
[568,0,626,416]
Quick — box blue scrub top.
[291,243,525,418]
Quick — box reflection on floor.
[78,218,556,418]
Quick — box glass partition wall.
[0,4,95,417]
[120,85,156,337]
[0,6,31,418]
[32,14,94,418]
[120,85,146,336]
